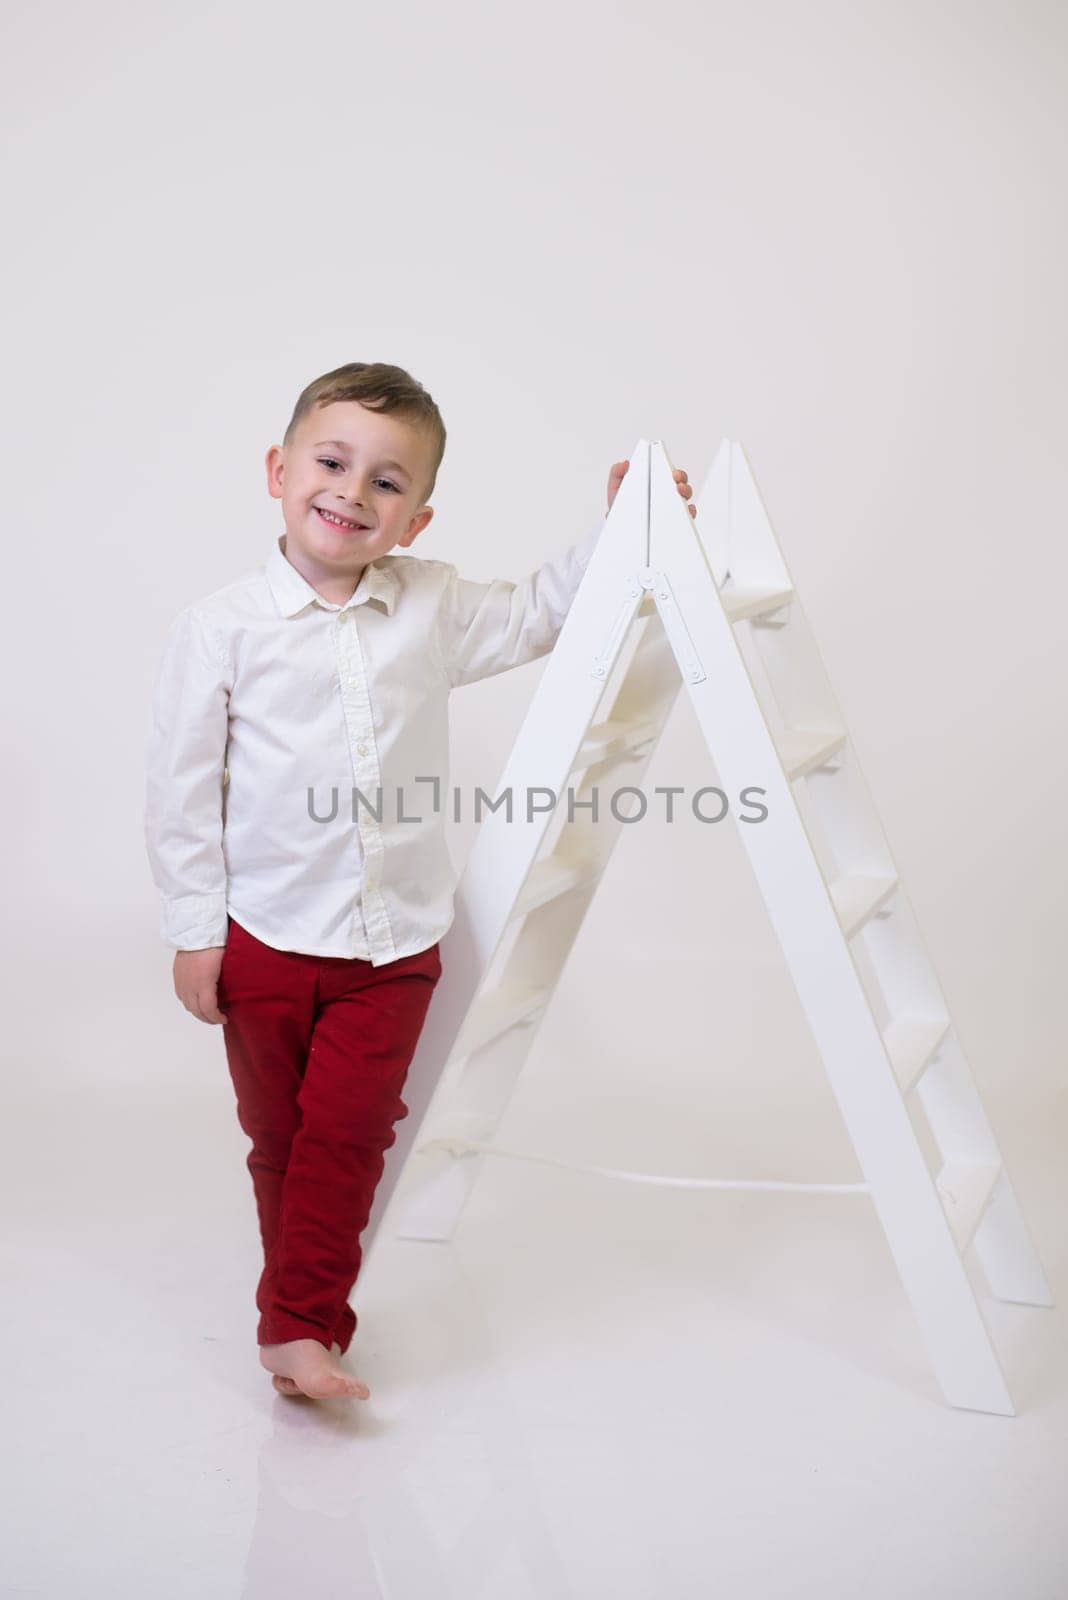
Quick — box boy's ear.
[265,444,284,499]
[397,506,433,548]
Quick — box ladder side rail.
[393,627,685,1239]
[649,443,1016,1414]
[707,444,1051,1312]
[369,442,659,1253]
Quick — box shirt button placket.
[335,606,396,963]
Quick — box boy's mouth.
[316,507,370,532]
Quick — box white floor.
[5,1047,1067,1600]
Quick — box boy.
[143,361,696,1402]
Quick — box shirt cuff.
[161,893,229,950]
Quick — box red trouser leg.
[217,916,443,1355]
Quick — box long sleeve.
[143,604,233,949]
[434,518,604,689]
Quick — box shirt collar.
[265,534,398,618]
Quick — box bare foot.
[271,1341,345,1397]
[261,1338,370,1400]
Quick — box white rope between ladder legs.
[415,1137,871,1195]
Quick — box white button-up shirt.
[143,521,603,963]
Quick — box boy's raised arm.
[143,605,233,950]
[433,517,604,689]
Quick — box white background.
[2,2,1066,1593]
[3,0,1061,1138]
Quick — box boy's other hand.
[173,947,228,1025]
[606,460,697,517]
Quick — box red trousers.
[216,915,443,1354]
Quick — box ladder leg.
[862,1143,1016,1414]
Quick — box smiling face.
[265,399,436,601]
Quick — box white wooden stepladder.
[361,438,1053,1416]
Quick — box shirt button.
[356,741,368,756]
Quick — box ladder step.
[511,855,601,919]
[935,1161,1003,1253]
[640,583,794,623]
[776,726,848,781]
[721,583,794,623]
[829,872,899,938]
[461,983,552,1056]
[572,715,661,772]
[882,1014,952,1095]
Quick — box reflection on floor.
[5,1074,1065,1599]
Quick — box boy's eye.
[316,457,400,493]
